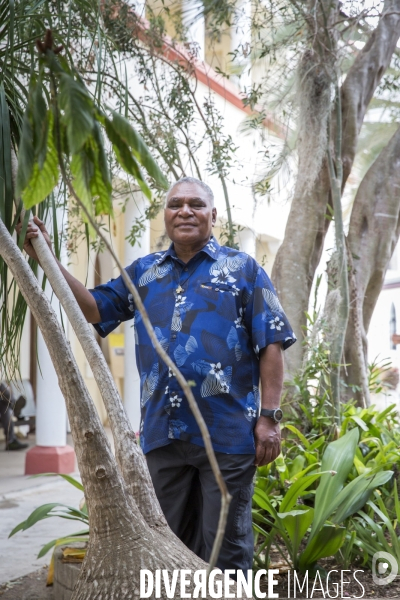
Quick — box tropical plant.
[9,474,89,560]
[253,428,393,572]
[339,483,400,571]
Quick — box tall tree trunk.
[9,144,167,529]
[272,0,400,378]
[344,126,400,402]
[26,223,167,528]
[0,217,218,599]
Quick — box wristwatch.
[260,408,283,423]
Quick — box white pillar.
[35,304,67,446]
[231,0,251,89]
[182,0,205,61]
[238,227,256,258]
[124,193,151,431]
[25,209,75,474]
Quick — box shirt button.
[215,287,219,292]
[184,267,188,272]
[172,334,177,339]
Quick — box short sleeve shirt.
[90,237,296,454]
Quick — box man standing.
[21,177,295,574]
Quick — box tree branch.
[344,125,400,400]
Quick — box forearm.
[259,342,284,410]
[53,258,101,323]
[253,343,283,466]
[18,216,101,323]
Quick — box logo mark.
[372,552,398,585]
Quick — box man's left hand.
[254,416,281,467]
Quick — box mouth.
[176,223,196,229]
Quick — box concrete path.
[0,476,84,584]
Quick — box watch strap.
[260,408,283,422]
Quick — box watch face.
[274,409,283,421]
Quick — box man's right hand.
[16,216,53,262]
[16,214,101,323]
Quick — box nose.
[178,202,193,217]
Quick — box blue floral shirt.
[90,238,296,454]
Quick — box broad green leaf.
[22,112,59,209]
[9,503,62,537]
[104,117,151,199]
[299,525,346,571]
[71,149,95,223]
[111,112,168,189]
[16,103,34,196]
[253,488,278,519]
[32,81,48,168]
[284,424,310,449]
[375,404,397,422]
[37,529,89,558]
[91,159,112,215]
[304,452,318,466]
[59,74,94,154]
[91,122,112,215]
[309,436,325,451]
[332,471,393,524]
[290,462,319,481]
[309,428,359,541]
[280,472,326,513]
[29,473,84,491]
[394,480,400,524]
[353,455,367,475]
[367,497,400,557]
[288,455,305,479]
[278,506,314,562]
[350,416,369,431]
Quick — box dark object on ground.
[0,382,30,449]
[0,383,16,447]
[6,438,29,451]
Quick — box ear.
[211,207,217,225]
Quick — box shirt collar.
[156,236,221,264]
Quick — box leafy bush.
[253,429,393,572]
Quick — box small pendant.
[176,285,184,294]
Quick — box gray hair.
[165,177,214,206]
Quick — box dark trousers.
[146,440,256,574]
[0,383,15,443]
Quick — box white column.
[36,305,67,446]
[36,206,68,446]
[182,0,205,61]
[238,227,256,258]
[25,208,75,474]
[230,0,251,89]
[124,193,150,431]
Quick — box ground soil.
[0,564,399,598]
[0,567,53,600]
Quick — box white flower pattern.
[170,394,182,408]
[209,362,223,379]
[234,307,245,329]
[269,316,284,331]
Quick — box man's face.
[164,182,217,246]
